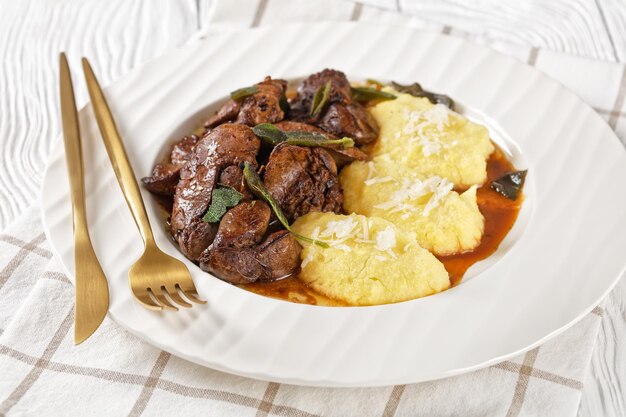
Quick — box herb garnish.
[365,79,385,88]
[351,86,396,102]
[252,123,354,148]
[390,81,454,109]
[490,170,527,200]
[279,94,290,113]
[230,85,259,101]
[310,81,331,116]
[242,162,329,247]
[202,186,244,223]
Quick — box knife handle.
[81,58,156,248]
[59,54,90,239]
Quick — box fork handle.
[82,58,156,248]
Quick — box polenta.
[340,156,484,255]
[291,213,450,305]
[366,89,494,186]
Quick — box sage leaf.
[252,123,287,145]
[351,86,396,102]
[230,85,259,101]
[490,170,527,200]
[252,124,354,148]
[284,131,354,148]
[310,81,331,116]
[202,186,244,223]
[242,162,329,248]
[391,81,454,109]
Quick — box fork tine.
[148,288,178,311]
[132,291,163,311]
[176,284,207,304]
[163,285,192,308]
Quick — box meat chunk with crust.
[288,69,379,145]
[263,143,343,222]
[199,201,301,284]
[318,103,379,146]
[289,69,353,116]
[142,135,199,196]
[204,76,288,129]
[170,124,260,260]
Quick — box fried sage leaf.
[202,186,244,223]
[230,85,259,101]
[284,131,354,148]
[252,123,354,148]
[252,123,287,145]
[279,94,291,113]
[351,86,396,102]
[390,81,454,109]
[310,81,331,116]
[365,78,385,88]
[490,170,527,200]
[242,162,329,247]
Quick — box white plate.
[42,22,626,387]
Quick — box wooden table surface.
[0,0,623,415]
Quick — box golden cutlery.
[81,57,206,311]
[59,53,110,344]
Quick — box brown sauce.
[438,145,522,286]
[240,144,522,305]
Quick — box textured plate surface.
[41,22,626,387]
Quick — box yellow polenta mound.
[291,212,449,306]
[366,90,494,187]
[340,156,484,255]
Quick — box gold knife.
[59,53,110,345]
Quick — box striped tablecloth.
[1,1,625,416]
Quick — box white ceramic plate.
[42,22,626,387]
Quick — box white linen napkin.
[1,1,625,416]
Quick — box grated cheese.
[361,217,369,240]
[375,226,396,252]
[366,161,376,180]
[422,178,453,216]
[320,218,358,239]
[401,103,454,157]
[364,176,396,186]
[334,244,352,252]
[301,250,315,268]
[373,176,453,218]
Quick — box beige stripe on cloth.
[381,385,406,417]
[0,234,52,259]
[0,308,73,415]
[505,348,540,417]
[0,233,47,291]
[127,352,172,417]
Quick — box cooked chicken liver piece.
[170,124,260,260]
[318,102,379,145]
[199,201,301,284]
[204,99,240,129]
[142,135,199,196]
[175,218,218,261]
[274,121,369,167]
[263,143,342,222]
[289,69,379,145]
[204,76,288,129]
[290,69,353,117]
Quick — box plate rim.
[41,21,626,387]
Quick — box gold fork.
[81,57,206,311]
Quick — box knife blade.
[59,53,110,345]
